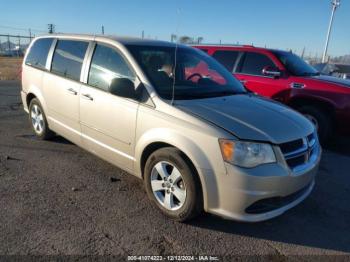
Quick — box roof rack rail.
[190,43,255,48]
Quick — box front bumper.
[205,146,321,222]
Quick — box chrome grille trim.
[283,138,308,160]
[280,133,319,173]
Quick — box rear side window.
[239,52,275,76]
[88,44,135,92]
[51,40,88,81]
[212,50,239,72]
[25,38,53,69]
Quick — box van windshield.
[127,45,246,100]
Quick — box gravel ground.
[0,80,350,259]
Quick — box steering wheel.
[187,73,203,81]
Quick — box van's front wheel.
[144,147,202,222]
[29,98,54,140]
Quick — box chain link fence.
[0,34,34,57]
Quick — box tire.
[28,98,54,140]
[298,105,332,145]
[144,147,202,222]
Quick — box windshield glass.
[273,50,319,77]
[127,45,246,100]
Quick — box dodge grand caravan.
[194,45,350,144]
[21,35,321,222]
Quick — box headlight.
[219,139,276,168]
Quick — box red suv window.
[238,52,276,76]
[212,50,239,72]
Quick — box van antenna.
[171,7,181,105]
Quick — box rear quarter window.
[212,50,239,72]
[25,38,54,70]
[51,40,88,81]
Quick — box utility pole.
[101,25,104,35]
[142,30,144,39]
[7,34,10,51]
[322,0,341,63]
[48,24,55,34]
[17,35,20,57]
[29,28,32,42]
[301,47,305,58]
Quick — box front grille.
[280,139,304,154]
[279,133,318,171]
[245,183,311,214]
[286,155,305,169]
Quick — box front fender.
[134,127,223,211]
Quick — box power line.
[0,24,46,33]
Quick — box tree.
[179,36,193,44]
[197,37,203,44]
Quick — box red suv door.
[233,51,289,99]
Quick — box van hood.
[176,94,314,144]
[309,75,350,88]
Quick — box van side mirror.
[109,78,137,99]
[262,66,281,78]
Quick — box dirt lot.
[0,81,350,259]
[0,57,22,80]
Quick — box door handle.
[67,88,77,95]
[81,93,93,101]
[240,80,247,84]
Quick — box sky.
[0,0,349,57]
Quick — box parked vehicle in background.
[313,63,350,80]
[194,45,350,144]
[21,35,320,222]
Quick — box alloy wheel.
[31,104,44,134]
[150,161,187,211]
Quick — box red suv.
[193,45,350,143]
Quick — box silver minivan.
[21,34,321,222]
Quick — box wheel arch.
[135,129,221,211]
[287,96,336,122]
[25,85,48,114]
[26,92,37,108]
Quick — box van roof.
[35,33,179,47]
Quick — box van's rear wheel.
[29,98,54,140]
[144,147,202,222]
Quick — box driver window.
[88,44,135,92]
[238,52,276,76]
